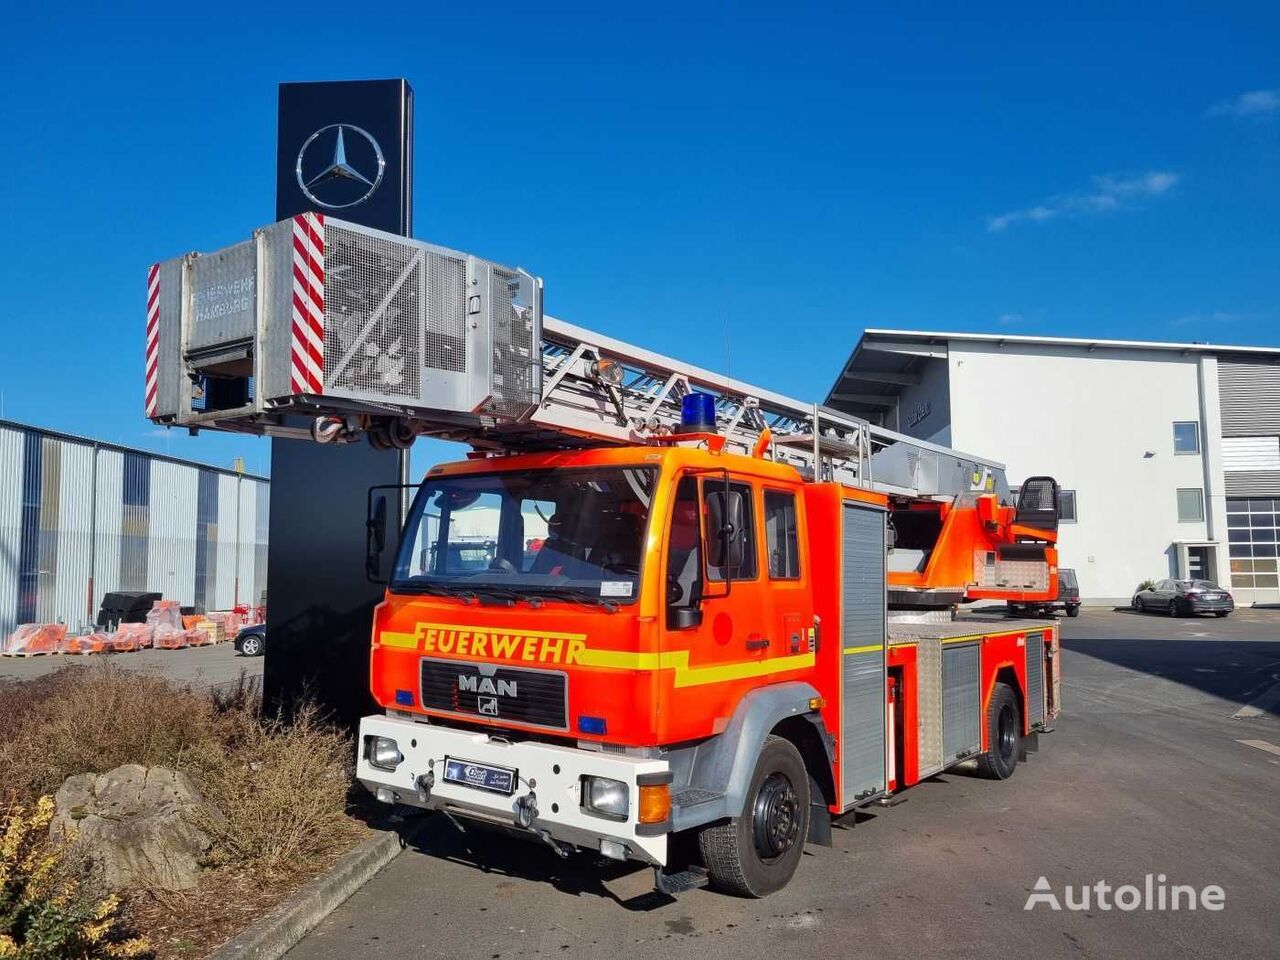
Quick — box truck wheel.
[975,683,1020,780]
[698,735,810,897]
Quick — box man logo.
[459,675,518,698]
[295,123,386,210]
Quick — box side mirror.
[706,489,746,570]
[366,494,388,581]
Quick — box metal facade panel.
[237,480,257,610]
[1219,361,1280,437]
[51,440,94,629]
[215,475,240,610]
[120,451,150,591]
[0,427,24,635]
[253,481,269,606]
[915,638,943,777]
[93,450,123,614]
[840,502,886,806]
[1223,436,1280,472]
[194,470,218,612]
[148,460,198,605]
[942,643,981,761]
[1224,471,1280,497]
[1025,631,1045,726]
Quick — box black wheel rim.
[997,703,1017,761]
[752,772,800,861]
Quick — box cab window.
[705,480,758,581]
[667,476,703,608]
[764,490,800,579]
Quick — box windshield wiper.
[544,588,620,613]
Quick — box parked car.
[1008,569,1082,618]
[235,623,266,656]
[1132,579,1233,617]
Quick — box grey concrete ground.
[286,608,1280,960]
[0,641,263,690]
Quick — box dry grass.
[0,666,219,806]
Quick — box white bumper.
[357,714,671,865]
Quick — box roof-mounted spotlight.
[590,358,625,386]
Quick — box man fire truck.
[146,214,1062,896]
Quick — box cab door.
[761,485,814,666]
[700,476,772,668]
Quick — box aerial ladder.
[146,213,1059,609]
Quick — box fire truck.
[147,214,1062,896]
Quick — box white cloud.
[987,171,1179,232]
[1207,89,1280,118]
[997,313,1024,326]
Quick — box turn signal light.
[638,783,671,824]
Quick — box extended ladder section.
[146,215,1008,501]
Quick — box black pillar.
[262,79,414,723]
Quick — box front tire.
[239,634,263,657]
[698,735,810,897]
[975,683,1021,780]
[1134,597,1145,613]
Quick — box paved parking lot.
[0,641,263,690]
[287,607,1280,960]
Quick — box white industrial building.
[825,331,1280,606]
[0,419,269,634]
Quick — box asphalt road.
[288,608,1280,960]
[0,640,263,690]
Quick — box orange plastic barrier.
[182,614,206,630]
[3,623,68,655]
[153,625,189,650]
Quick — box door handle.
[746,637,770,651]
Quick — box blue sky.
[1,2,1276,478]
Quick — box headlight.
[582,776,629,820]
[366,736,403,771]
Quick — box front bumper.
[356,714,671,865]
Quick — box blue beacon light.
[680,392,718,433]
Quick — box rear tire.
[239,634,263,657]
[975,683,1020,780]
[1066,604,1081,618]
[1168,599,1179,617]
[698,735,810,897]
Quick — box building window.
[1057,489,1077,523]
[1177,488,1204,523]
[1173,421,1200,455]
[764,490,801,579]
[1228,497,1280,590]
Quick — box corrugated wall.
[216,474,240,610]
[1220,360,1280,436]
[0,422,269,635]
[0,427,24,633]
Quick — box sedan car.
[234,623,266,656]
[1132,579,1234,617]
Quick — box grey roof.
[825,328,1280,423]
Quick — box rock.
[52,764,223,891]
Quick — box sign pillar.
[262,79,414,723]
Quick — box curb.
[210,820,423,960]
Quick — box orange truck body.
[357,442,1061,894]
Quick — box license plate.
[442,757,517,796]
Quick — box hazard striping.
[1235,739,1280,759]
[1233,678,1280,720]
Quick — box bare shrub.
[191,704,361,876]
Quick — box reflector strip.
[145,264,160,416]
[290,212,325,394]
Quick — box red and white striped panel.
[291,212,326,394]
[145,263,160,416]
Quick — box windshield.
[393,466,657,603]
